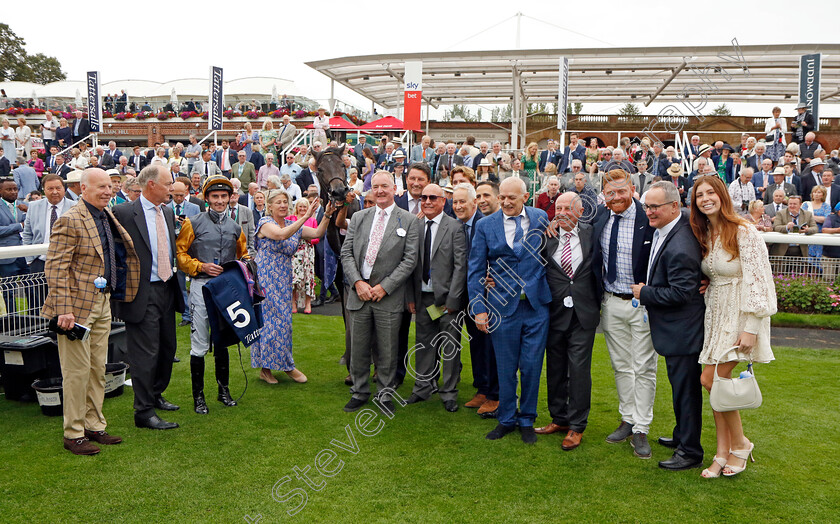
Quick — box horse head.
[313,144,351,204]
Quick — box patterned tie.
[175,204,181,216]
[230,207,236,221]
[561,231,574,278]
[364,209,387,266]
[50,205,57,229]
[410,199,419,215]
[101,213,117,288]
[155,206,173,281]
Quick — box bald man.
[404,184,467,412]
[467,177,551,444]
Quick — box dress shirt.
[503,208,530,250]
[38,198,68,261]
[280,162,301,180]
[83,199,112,286]
[420,212,443,292]
[600,201,637,294]
[407,194,421,215]
[647,214,680,281]
[361,203,396,280]
[140,195,171,282]
[219,148,231,171]
[283,183,302,203]
[552,225,583,275]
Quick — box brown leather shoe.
[464,394,487,408]
[63,437,100,455]
[562,430,583,450]
[477,400,499,415]
[84,429,123,445]
[534,422,570,435]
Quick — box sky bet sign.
[403,61,422,131]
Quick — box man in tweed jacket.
[42,167,140,455]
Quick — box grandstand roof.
[305,44,840,109]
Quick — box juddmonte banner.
[209,66,224,131]
[557,57,569,131]
[403,61,422,131]
[87,71,102,133]
[799,53,821,131]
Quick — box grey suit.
[229,204,255,258]
[762,182,797,204]
[764,202,786,218]
[276,123,297,151]
[405,213,467,401]
[632,171,654,195]
[191,160,222,182]
[340,204,419,402]
[22,198,70,265]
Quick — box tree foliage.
[619,103,641,116]
[710,104,732,116]
[0,24,66,84]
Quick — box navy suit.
[538,150,561,172]
[467,206,551,427]
[558,144,586,172]
[460,210,499,402]
[639,215,705,462]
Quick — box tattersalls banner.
[403,61,422,131]
[86,71,102,133]
[557,57,569,131]
[799,54,821,131]
[209,66,224,131]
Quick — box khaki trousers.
[57,292,112,439]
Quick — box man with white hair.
[276,114,297,151]
[71,110,90,145]
[280,173,302,202]
[296,157,320,197]
[491,141,512,177]
[473,141,491,169]
[410,135,435,166]
[257,153,280,189]
[684,134,700,163]
[97,146,116,169]
[436,142,458,180]
[728,167,757,213]
[746,142,768,173]
[610,148,636,174]
[799,132,820,169]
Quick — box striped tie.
[561,231,574,278]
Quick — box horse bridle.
[318,150,349,198]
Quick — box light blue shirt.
[140,195,172,282]
[280,162,302,181]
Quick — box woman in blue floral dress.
[251,189,334,384]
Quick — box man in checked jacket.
[42,167,140,456]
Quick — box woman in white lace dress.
[689,175,777,479]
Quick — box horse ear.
[338,144,346,156]
[312,149,321,162]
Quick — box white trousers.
[601,293,657,434]
[189,278,211,357]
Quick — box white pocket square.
[644,240,651,244]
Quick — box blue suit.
[0,199,25,272]
[467,206,551,427]
[558,144,586,172]
[538,150,561,172]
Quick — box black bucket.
[31,377,63,417]
[104,362,129,398]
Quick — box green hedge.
[774,275,840,314]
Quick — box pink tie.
[156,206,173,281]
[560,231,574,278]
[365,209,387,267]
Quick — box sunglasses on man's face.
[420,195,442,202]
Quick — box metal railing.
[768,255,840,283]
[0,272,50,337]
[56,133,98,158]
[281,129,312,159]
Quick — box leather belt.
[608,291,634,301]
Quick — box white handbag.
[709,349,763,412]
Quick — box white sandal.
[723,442,755,476]
[701,455,728,478]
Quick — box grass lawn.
[1,314,838,523]
[772,312,840,330]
